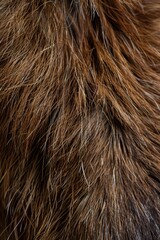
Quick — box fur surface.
[0,0,160,239]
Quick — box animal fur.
[0,0,160,239]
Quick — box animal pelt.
[0,0,160,239]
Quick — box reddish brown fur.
[0,0,160,239]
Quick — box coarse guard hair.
[0,0,160,239]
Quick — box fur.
[0,0,160,239]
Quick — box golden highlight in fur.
[0,0,160,239]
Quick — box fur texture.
[0,0,160,239]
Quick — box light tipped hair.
[0,0,160,239]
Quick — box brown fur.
[0,0,160,239]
